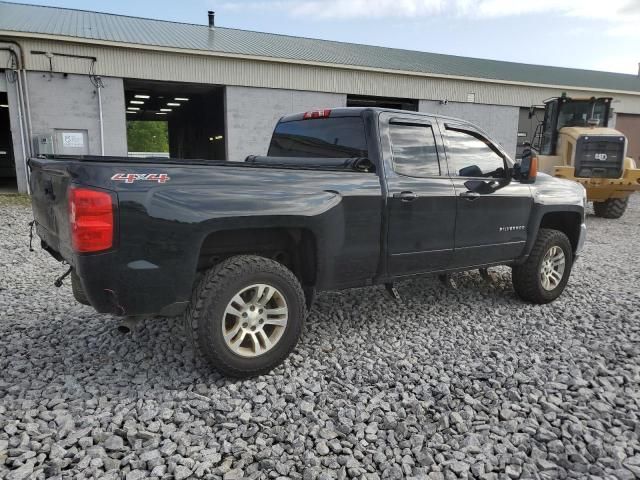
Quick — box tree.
[127,121,169,152]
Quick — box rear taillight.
[303,109,331,119]
[68,187,114,253]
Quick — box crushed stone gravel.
[1,194,639,479]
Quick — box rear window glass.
[268,117,368,158]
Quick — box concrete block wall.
[225,86,346,161]
[27,72,127,157]
[419,100,519,160]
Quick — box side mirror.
[458,165,483,177]
[516,149,537,184]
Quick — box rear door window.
[389,123,441,177]
[268,117,368,158]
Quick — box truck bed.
[29,154,383,316]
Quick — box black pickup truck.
[29,107,586,377]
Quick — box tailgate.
[29,158,74,260]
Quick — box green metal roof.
[1,1,639,93]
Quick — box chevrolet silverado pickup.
[29,107,587,377]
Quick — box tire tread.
[184,255,305,377]
[593,198,628,219]
[512,228,572,304]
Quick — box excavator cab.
[526,94,640,219]
[533,96,612,155]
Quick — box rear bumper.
[554,166,640,201]
[44,245,193,317]
[77,255,191,316]
[575,223,587,258]
[70,265,188,316]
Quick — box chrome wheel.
[539,246,565,291]
[221,283,288,358]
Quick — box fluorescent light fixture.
[130,100,144,104]
[127,107,140,111]
[166,102,180,106]
[134,94,150,99]
[0,104,8,108]
[214,135,223,140]
[174,97,189,101]
[155,112,167,115]
[126,110,137,113]
[160,108,172,112]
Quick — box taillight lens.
[68,187,114,253]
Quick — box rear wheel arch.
[196,226,318,302]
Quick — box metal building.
[1,1,639,193]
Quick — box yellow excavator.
[527,94,640,218]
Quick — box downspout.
[97,83,105,155]
[20,69,33,154]
[89,59,105,156]
[7,69,27,187]
[15,69,31,193]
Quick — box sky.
[8,0,640,75]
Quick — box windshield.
[557,100,608,129]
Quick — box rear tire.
[184,255,306,378]
[593,197,628,219]
[512,229,573,304]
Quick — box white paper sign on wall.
[62,132,85,148]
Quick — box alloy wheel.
[539,246,565,291]
[221,283,288,357]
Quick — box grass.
[0,193,31,207]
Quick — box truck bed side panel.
[30,159,382,316]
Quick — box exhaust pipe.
[117,317,140,334]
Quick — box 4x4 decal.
[111,173,170,184]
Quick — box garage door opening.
[347,94,418,112]
[124,80,225,160]
[0,91,17,192]
[616,113,640,162]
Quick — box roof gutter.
[1,30,639,98]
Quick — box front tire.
[593,197,628,219]
[184,255,306,377]
[512,229,573,304]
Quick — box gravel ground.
[1,193,639,480]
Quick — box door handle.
[393,191,418,202]
[459,191,480,200]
